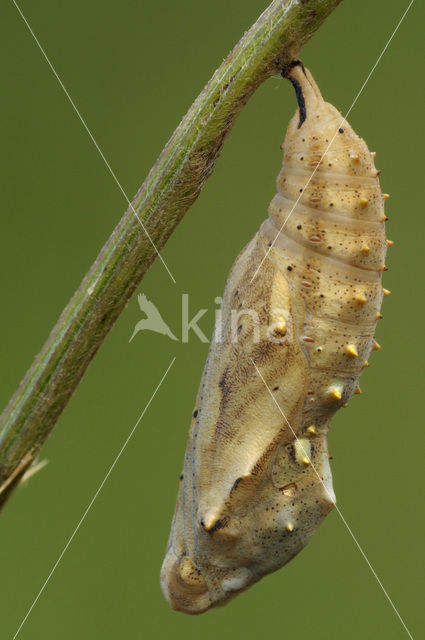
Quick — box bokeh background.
[0,1,423,638]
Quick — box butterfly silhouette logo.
[129,294,178,342]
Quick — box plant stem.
[0,0,342,509]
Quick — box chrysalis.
[161,64,390,614]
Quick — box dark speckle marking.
[210,519,224,533]
[287,266,293,271]
[338,128,344,133]
[273,386,279,391]
[201,518,226,533]
[218,370,228,388]
[193,409,198,418]
[297,225,302,230]
[179,474,184,481]
[230,477,243,496]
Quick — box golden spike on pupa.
[329,387,342,401]
[346,344,358,357]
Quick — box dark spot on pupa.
[287,266,293,271]
[179,474,184,481]
[193,409,198,418]
[218,369,229,390]
[338,128,344,133]
[273,386,279,391]
[230,477,243,496]
[297,225,302,230]
[210,519,225,532]
[201,518,226,534]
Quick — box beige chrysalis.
[161,63,390,614]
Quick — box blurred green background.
[0,1,423,638]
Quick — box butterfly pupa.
[161,63,389,614]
